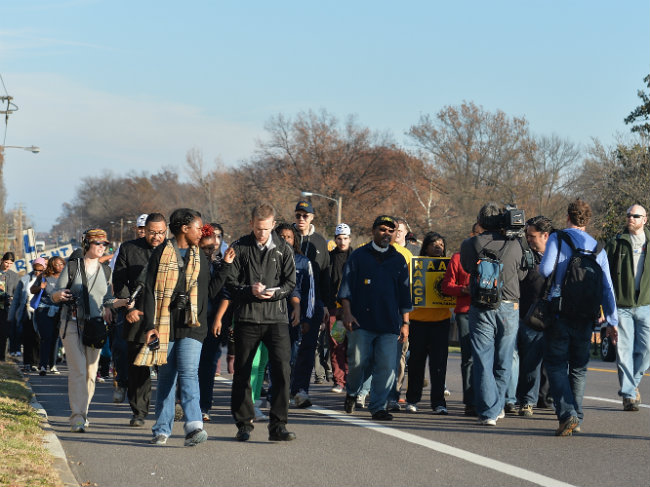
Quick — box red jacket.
[441,252,471,314]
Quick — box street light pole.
[300,191,343,225]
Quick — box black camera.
[170,292,189,310]
[486,204,535,270]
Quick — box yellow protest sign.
[411,257,456,308]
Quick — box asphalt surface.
[27,352,649,487]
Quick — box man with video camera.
[460,202,528,426]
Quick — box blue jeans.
[543,317,593,423]
[616,305,650,399]
[111,311,129,388]
[505,346,519,405]
[455,312,474,407]
[152,337,203,437]
[469,302,519,420]
[198,331,224,412]
[346,328,397,414]
[517,322,544,406]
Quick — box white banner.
[11,243,76,273]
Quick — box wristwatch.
[402,321,410,326]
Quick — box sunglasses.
[627,213,645,219]
[295,213,310,220]
[90,241,109,247]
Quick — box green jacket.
[605,227,650,307]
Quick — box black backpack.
[470,239,507,309]
[556,231,604,322]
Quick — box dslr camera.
[170,292,190,311]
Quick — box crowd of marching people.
[0,197,647,445]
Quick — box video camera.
[486,204,535,270]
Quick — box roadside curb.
[24,374,79,487]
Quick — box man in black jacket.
[112,213,167,426]
[227,203,297,442]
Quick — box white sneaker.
[444,388,451,397]
[479,418,497,426]
[50,366,61,375]
[405,403,418,413]
[71,421,85,433]
[293,390,312,408]
[331,385,344,394]
[356,394,367,409]
[497,409,505,420]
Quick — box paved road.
[28,353,649,487]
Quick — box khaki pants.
[60,320,101,426]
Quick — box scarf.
[133,239,201,366]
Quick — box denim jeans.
[152,337,204,437]
[543,317,593,423]
[291,306,323,395]
[616,305,650,399]
[469,302,519,420]
[111,311,129,388]
[517,322,544,406]
[198,331,224,412]
[35,308,58,369]
[455,312,474,406]
[346,328,398,414]
[505,346,519,405]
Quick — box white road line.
[215,378,576,487]
[584,396,650,409]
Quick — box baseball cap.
[295,201,314,214]
[372,215,396,229]
[335,223,351,236]
[137,214,149,227]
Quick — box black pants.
[406,319,450,408]
[231,322,291,431]
[127,341,152,419]
[22,315,40,367]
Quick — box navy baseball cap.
[295,201,314,214]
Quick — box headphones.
[82,228,108,252]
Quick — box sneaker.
[150,434,168,445]
[444,387,451,397]
[314,377,325,385]
[387,400,402,412]
[113,386,126,403]
[236,425,252,441]
[479,418,497,426]
[623,397,639,411]
[356,394,367,409]
[70,421,85,433]
[497,409,505,420]
[150,368,157,379]
[254,406,268,422]
[519,404,534,417]
[555,415,579,436]
[331,384,344,394]
[432,405,448,415]
[129,417,145,427]
[39,366,46,376]
[573,425,581,434]
[504,403,517,414]
[174,403,184,420]
[635,387,641,404]
[50,366,60,375]
[30,365,38,372]
[293,390,312,408]
[201,411,211,422]
[344,394,356,414]
[405,403,418,413]
[371,410,393,421]
[464,405,477,417]
[184,428,208,447]
[96,374,105,383]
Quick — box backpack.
[556,231,604,322]
[470,239,507,309]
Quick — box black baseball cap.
[372,215,396,229]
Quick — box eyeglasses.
[376,226,395,234]
[146,230,167,237]
[90,241,109,247]
[295,213,310,220]
[627,213,645,219]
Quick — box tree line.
[50,80,650,251]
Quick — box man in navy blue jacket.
[338,215,412,420]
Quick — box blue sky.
[1,0,648,232]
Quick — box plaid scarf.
[133,240,201,366]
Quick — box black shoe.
[129,417,145,427]
[371,410,394,421]
[268,426,296,441]
[236,425,252,442]
[504,403,517,415]
[344,394,356,414]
